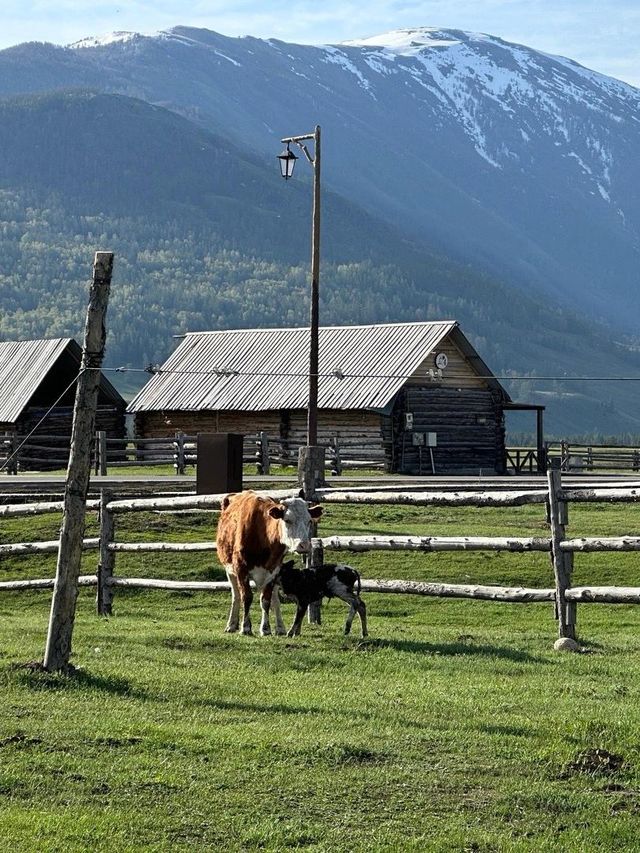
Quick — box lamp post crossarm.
[281,133,316,165]
[280,132,315,143]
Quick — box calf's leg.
[271,586,287,636]
[287,599,309,637]
[343,594,368,638]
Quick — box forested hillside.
[1,91,639,435]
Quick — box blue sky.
[2,0,639,86]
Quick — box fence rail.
[2,474,640,646]
[1,430,383,476]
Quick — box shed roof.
[0,338,124,423]
[128,322,508,414]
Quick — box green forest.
[1,91,640,436]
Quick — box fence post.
[5,431,18,475]
[330,435,343,476]
[547,465,576,641]
[97,489,115,615]
[174,431,186,475]
[96,430,107,476]
[255,431,269,475]
[307,537,324,624]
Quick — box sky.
[1,0,639,87]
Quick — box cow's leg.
[224,568,241,633]
[238,573,253,635]
[287,600,308,637]
[250,568,274,636]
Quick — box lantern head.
[277,144,298,180]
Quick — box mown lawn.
[1,501,640,851]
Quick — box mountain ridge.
[0,31,640,435]
[1,24,637,330]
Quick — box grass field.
[1,500,640,851]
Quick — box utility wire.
[0,370,83,473]
[98,366,640,382]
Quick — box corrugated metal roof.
[0,338,72,422]
[0,338,125,423]
[127,321,492,413]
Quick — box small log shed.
[128,321,543,475]
[0,338,126,454]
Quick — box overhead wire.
[98,366,640,382]
[0,369,84,473]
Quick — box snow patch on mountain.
[336,27,638,179]
[69,31,141,49]
[322,46,374,96]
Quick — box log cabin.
[127,321,542,474]
[0,338,126,468]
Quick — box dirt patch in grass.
[563,748,625,777]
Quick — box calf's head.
[268,497,322,554]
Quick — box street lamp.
[277,125,321,454]
[277,143,298,180]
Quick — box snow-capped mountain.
[0,26,638,330]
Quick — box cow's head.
[268,497,323,554]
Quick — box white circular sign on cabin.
[435,352,448,370]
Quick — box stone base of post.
[297,445,325,501]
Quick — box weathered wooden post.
[174,431,186,475]
[547,464,576,641]
[97,489,115,615]
[260,432,270,475]
[307,536,324,625]
[96,430,107,476]
[330,435,343,476]
[298,446,325,501]
[43,252,113,672]
[3,431,18,475]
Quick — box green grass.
[1,502,640,851]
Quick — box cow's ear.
[268,505,285,519]
[221,495,231,511]
[309,505,323,519]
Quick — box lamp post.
[278,126,324,496]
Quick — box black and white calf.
[275,560,368,638]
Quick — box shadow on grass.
[352,637,545,663]
[11,662,147,698]
[197,697,328,716]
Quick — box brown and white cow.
[216,490,323,636]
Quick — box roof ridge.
[186,321,457,336]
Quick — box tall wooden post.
[547,465,576,640]
[308,124,321,448]
[43,252,113,672]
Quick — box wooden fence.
[549,441,640,473]
[2,473,640,644]
[1,430,382,476]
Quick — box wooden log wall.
[12,405,125,470]
[393,387,506,475]
[287,410,387,465]
[136,411,281,441]
[136,409,389,467]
